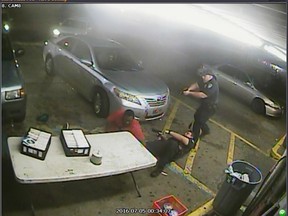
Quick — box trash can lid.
[226,160,262,185]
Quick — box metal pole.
[130,172,142,197]
[243,151,286,216]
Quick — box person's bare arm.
[188,82,199,91]
[183,82,207,98]
[183,91,207,98]
[165,130,189,145]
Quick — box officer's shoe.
[150,168,163,177]
[200,130,210,138]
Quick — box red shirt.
[106,109,145,143]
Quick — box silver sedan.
[212,64,283,117]
[43,35,170,120]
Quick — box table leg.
[130,172,141,197]
[26,185,36,216]
[31,202,36,216]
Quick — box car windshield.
[219,65,252,84]
[93,47,139,71]
[2,35,14,61]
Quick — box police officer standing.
[183,65,219,143]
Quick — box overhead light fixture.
[264,45,287,62]
[53,28,60,37]
[101,4,264,47]
[197,5,264,47]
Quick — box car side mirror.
[15,49,25,57]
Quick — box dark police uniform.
[146,136,195,174]
[192,74,219,143]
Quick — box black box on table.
[21,127,52,160]
[60,129,91,157]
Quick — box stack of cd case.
[21,128,52,160]
[60,129,91,157]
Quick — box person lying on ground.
[147,129,195,177]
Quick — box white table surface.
[8,131,157,184]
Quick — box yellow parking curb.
[270,149,281,160]
[163,100,179,132]
[170,162,215,196]
[187,198,214,216]
[227,133,235,164]
[184,140,200,174]
[271,134,286,160]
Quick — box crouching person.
[106,108,146,145]
[147,129,195,177]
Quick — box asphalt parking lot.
[2,5,286,216]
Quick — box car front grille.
[145,94,167,107]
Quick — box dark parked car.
[212,64,283,117]
[2,34,27,122]
[43,35,170,120]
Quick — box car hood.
[2,61,23,90]
[102,70,168,95]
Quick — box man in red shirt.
[106,109,145,145]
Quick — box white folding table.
[7,131,157,197]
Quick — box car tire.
[93,88,109,118]
[251,98,265,115]
[45,56,55,76]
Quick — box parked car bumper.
[108,89,170,121]
[2,97,27,121]
[134,103,169,121]
[265,105,283,117]
[112,95,169,121]
[121,103,169,121]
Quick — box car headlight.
[3,24,10,32]
[114,88,141,105]
[5,88,25,100]
[53,28,60,37]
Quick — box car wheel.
[251,98,265,115]
[93,88,109,118]
[45,56,55,76]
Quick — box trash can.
[213,160,262,216]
